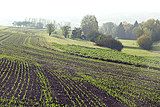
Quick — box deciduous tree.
[46,24,55,36]
[62,26,71,38]
[136,27,144,38]
[86,30,101,42]
[115,22,126,39]
[71,27,82,39]
[80,15,98,35]
[99,22,116,36]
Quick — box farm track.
[0,31,160,106]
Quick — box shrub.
[53,31,57,34]
[86,31,123,51]
[137,35,152,50]
[111,39,123,51]
[86,31,101,42]
[95,35,123,51]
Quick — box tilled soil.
[0,57,128,107]
[0,33,160,106]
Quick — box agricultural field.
[119,39,160,59]
[35,28,160,68]
[49,42,160,68]
[0,27,160,106]
[0,26,8,30]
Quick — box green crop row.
[0,28,160,106]
[0,58,65,106]
[50,42,160,68]
[48,69,107,106]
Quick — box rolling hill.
[0,26,160,106]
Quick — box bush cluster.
[86,31,124,51]
[95,35,123,51]
[86,31,101,42]
[137,35,152,50]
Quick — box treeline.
[72,15,160,51]
[100,19,160,41]
[44,15,124,51]
[12,18,72,37]
[70,15,124,51]
[99,19,160,50]
[12,16,160,51]
[99,21,138,40]
[12,18,57,29]
[136,19,160,50]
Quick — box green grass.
[50,42,160,68]
[0,26,8,30]
[119,39,160,56]
[43,31,160,63]
[119,39,160,64]
[38,31,160,68]
[152,41,160,52]
[2,27,160,68]
[39,29,108,49]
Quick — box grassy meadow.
[35,29,160,68]
[42,28,160,59]
[119,39,160,65]
[1,26,160,68]
[0,26,160,106]
[0,26,8,30]
[39,30,107,49]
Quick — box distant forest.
[12,17,160,41]
[12,18,57,29]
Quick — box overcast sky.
[1,0,160,27]
[1,0,160,18]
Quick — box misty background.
[1,0,160,29]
